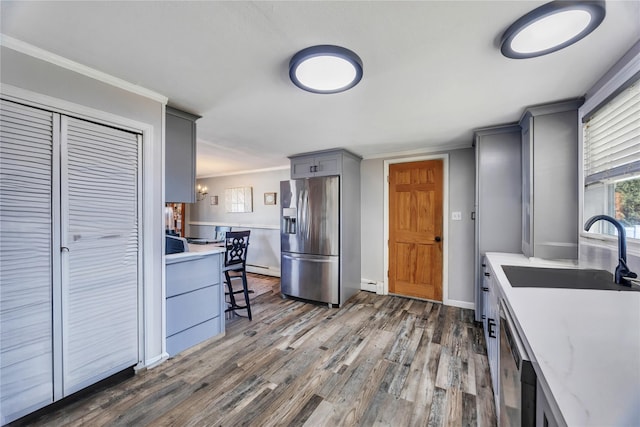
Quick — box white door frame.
[383,154,450,304]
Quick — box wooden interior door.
[389,160,443,301]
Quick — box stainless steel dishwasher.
[499,299,537,427]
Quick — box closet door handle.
[61,246,70,252]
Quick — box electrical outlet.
[451,211,462,221]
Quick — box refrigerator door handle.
[304,188,311,240]
[280,251,340,305]
[298,188,310,240]
[282,252,335,263]
[297,188,305,238]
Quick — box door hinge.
[387,270,389,277]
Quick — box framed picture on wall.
[225,186,253,212]
[264,192,277,205]
[210,195,218,205]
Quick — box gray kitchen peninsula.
[165,245,226,356]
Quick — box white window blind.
[584,78,640,184]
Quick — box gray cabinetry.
[290,155,315,178]
[474,125,522,322]
[165,107,200,203]
[482,260,500,410]
[165,252,225,356]
[520,99,582,259]
[289,151,342,178]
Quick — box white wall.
[1,45,166,367]
[187,168,290,276]
[360,159,385,285]
[361,148,476,307]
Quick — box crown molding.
[0,34,168,104]
[362,141,471,160]
[197,165,290,179]
[581,39,640,118]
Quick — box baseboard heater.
[246,263,280,278]
[361,279,382,294]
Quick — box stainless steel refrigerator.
[280,176,340,305]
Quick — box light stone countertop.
[486,252,640,427]
[165,243,225,264]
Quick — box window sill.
[579,231,640,257]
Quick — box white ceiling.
[2,1,639,177]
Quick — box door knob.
[435,236,442,242]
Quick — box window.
[583,77,640,239]
[225,186,253,213]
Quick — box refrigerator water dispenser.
[282,207,297,234]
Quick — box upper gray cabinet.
[166,107,200,203]
[520,99,583,259]
[289,151,342,178]
[473,125,522,322]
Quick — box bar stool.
[223,230,252,320]
[214,225,231,242]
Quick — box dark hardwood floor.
[17,274,496,426]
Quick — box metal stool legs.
[224,270,252,321]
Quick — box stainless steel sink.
[501,266,640,292]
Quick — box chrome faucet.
[584,215,638,286]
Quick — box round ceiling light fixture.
[500,0,606,59]
[289,45,363,94]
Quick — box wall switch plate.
[451,211,462,221]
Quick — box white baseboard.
[246,264,280,277]
[445,299,475,310]
[141,352,169,370]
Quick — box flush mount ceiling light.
[289,45,363,94]
[500,0,605,59]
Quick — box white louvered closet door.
[0,100,56,422]
[61,117,139,395]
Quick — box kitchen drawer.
[166,255,220,297]
[166,316,222,357]
[166,285,220,337]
